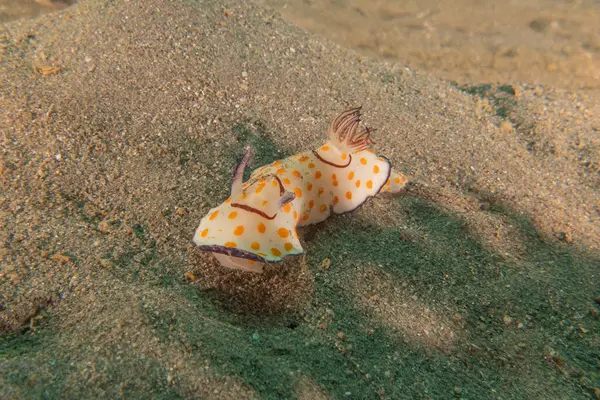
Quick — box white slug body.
[193,108,407,272]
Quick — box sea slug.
[193,108,407,272]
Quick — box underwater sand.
[1,0,599,398]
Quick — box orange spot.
[292,170,302,178]
[315,171,322,179]
[241,193,248,199]
[308,163,315,168]
[276,167,286,175]
[224,198,231,203]
[360,157,367,165]
[333,181,339,187]
[255,187,264,194]
[320,204,327,212]
[302,215,309,221]
[251,242,260,250]
[306,183,313,191]
[321,145,330,151]
[201,229,208,237]
[209,211,219,220]
[332,173,337,180]
[224,242,237,248]
[299,155,309,162]
[333,196,339,205]
[273,161,282,166]
[294,187,303,198]
[262,200,269,206]
[385,178,391,185]
[373,165,380,174]
[257,222,266,233]
[348,171,354,180]
[278,228,289,238]
[395,177,401,184]
[247,260,255,264]
[233,225,244,235]
[308,200,314,208]
[366,180,373,189]
[341,153,347,160]
[346,191,352,200]
[283,203,291,212]
[284,242,293,251]
[318,188,324,196]
[283,178,291,185]
[271,248,282,256]
[272,180,278,187]
[293,211,298,220]
[355,180,361,188]
[228,212,238,219]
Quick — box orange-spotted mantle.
[192,108,408,273]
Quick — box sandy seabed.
[1,0,599,398]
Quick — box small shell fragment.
[34,65,61,75]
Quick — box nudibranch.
[193,108,407,272]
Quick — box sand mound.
[1,0,598,398]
